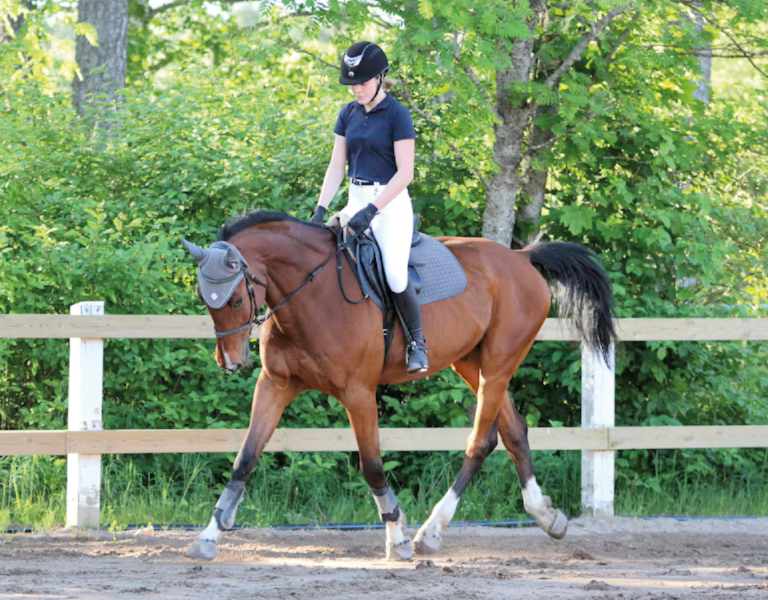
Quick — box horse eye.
[233,298,243,309]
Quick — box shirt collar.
[354,92,393,114]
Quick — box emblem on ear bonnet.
[182,239,248,310]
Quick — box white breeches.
[340,183,414,293]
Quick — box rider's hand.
[309,205,327,224]
[347,203,378,234]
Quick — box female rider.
[310,41,428,374]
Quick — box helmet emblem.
[348,71,355,77]
[344,52,365,68]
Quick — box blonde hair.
[383,76,395,91]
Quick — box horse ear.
[182,239,206,263]
[225,245,243,269]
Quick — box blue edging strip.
[3,515,761,534]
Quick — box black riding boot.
[392,279,429,374]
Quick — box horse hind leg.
[498,392,568,539]
[413,342,567,556]
[413,413,499,555]
[477,324,568,539]
[414,350,500,555]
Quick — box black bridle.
[211,228,363,339]
[211,267,267,338]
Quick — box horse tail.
[524,241,617,362]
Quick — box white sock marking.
[420,488,459,541]
[199,515,220,543]
[385,521,405,546]
[522,476,547,519]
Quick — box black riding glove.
[310,205,327,224]
[347,203,378,234]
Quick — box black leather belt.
[350,178,377,186]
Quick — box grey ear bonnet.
[182,239,249,310]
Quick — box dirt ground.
[1,517,767,599]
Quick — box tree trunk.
[520,103,556,234]
[1,1,31,44]
[480,2,632,246]
[693,3,710,104]
[481,20,537,247]
[72,0,128,132]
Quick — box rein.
[213,227,365,338]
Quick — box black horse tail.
[524,241,617,362]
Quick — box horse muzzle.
[215,342,249,372]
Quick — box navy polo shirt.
[333,93,415,183]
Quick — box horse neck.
[236,221,334,312]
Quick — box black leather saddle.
[351,215,424,309]
[328,214,467,364]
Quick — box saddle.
[328,213,467,363]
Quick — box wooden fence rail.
[1,314,768,341]
[4,426,768,456]
[1,305,766,528]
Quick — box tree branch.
[462,63,502,121]
[676,0,768,80]
[545,2,635,88]
[605,10,641,66]
[523,107,608,156]
[360,0,401,29]
[636,43,768,58]
[448,28,501,121]
[149,0,246,18]
[400,76,489,189]
[276,39,338,70]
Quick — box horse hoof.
[184,538,218,561]
[546,510,568,540]
[413,531,441,555]
[386,538,413,561]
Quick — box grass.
[615,478,768,517]
[1,450,766,531]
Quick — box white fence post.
[581,343,615,517]
[66,301,104,529]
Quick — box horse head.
[182,238,267,372]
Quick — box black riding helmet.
[338,41,389,85]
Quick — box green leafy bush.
[1,20,767,523]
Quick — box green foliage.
[3,450,766,528]
[1,0,767,523]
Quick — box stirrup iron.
[406,341,429,374]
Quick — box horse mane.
[218,210,310,241]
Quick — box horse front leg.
[185,372,300,560]
[342,389,412,561]
[498,393,568,539]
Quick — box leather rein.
[212,227,365,338]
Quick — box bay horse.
[182,210,616,561]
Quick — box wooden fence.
[1,304,767,528]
